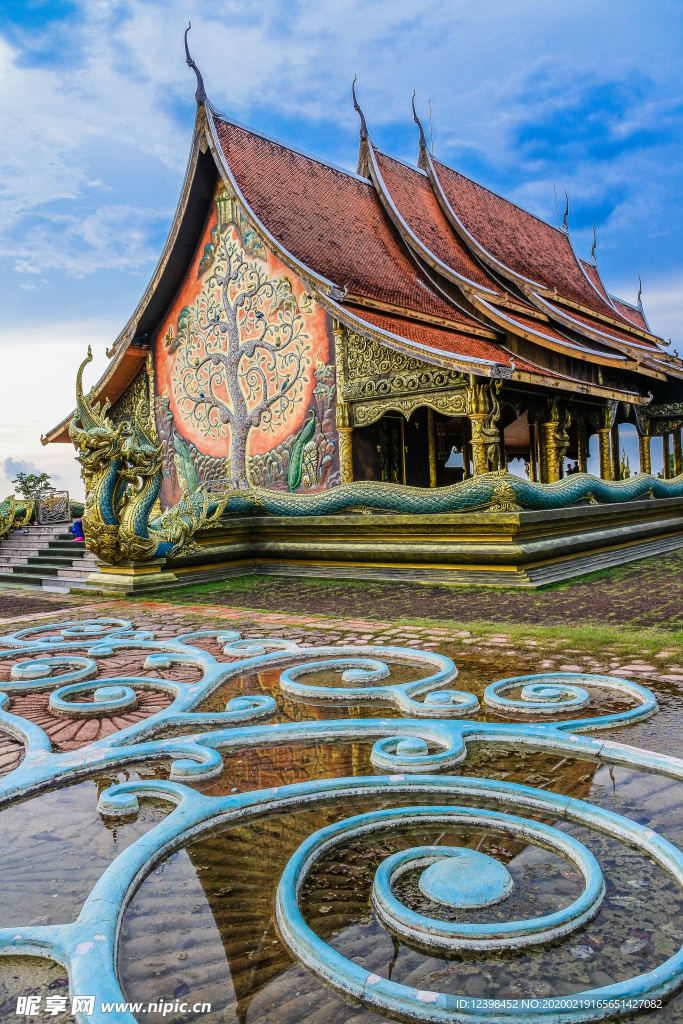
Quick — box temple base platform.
[72,495,683,594]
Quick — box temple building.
[43,48,683,499]
[35,38,683,591]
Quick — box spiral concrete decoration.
[0,618,681,1022]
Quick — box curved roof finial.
[562,190,569,232]
[637,273,643,306]
[591,225,597,262]
[352,76,369,141]
[412,91,428,151]
[185,23,207,106]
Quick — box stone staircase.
[0,524,99,592]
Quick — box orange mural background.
[152,182,338,503]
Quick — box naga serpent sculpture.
[0,496,35,542]
[67,349,683,564]
[68,349,230,563]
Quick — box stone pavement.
[1,597,682,686]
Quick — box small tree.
[12,472,56,501]
[172,228,312,486]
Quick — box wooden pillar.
[663,433,672,479]
[578,416,588,473]
[528,419,537,482]
[611,423,620,481]
[674,429,683,477]
[333,321,353,483]
[598,429,612,480]
[499,421,507,471]
[427,408,437,487]
[639,434,651,475]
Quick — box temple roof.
[428,158,635,321]
[610,295,650,332]
[43,88,683,444]
[371,151,499,293]
[215,120,479,328]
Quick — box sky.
[1,0,682,496]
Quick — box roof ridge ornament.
[185,23,207,106]
[412,91,428,151]
[637,273,643,308]
[352,76,369,141]
[562,190,569,232]
[591,225,597,263]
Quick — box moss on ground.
[129,548,683,633]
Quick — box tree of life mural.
[171,221,312,487]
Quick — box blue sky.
[1,0,682,494]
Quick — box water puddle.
[1,642,683,1023]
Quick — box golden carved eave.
[352,390,468,427]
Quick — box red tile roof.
[610,296,650,332]
[542,299,660,352]
[343,304,546,371]
[579,259,611,303]
[431,159,641,326]
[215,119,480,329]
[373,152,498,292]
[483,304,629,360]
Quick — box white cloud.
[0,322,113,499]
[628,273,683,350]
[0,0,681,285]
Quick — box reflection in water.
[118,750,608,1023]
[4,645,683,1024]
[117,767,683,1024]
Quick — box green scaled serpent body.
[204,469,683,518]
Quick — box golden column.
[663,433,672,479]
[541,420,559,482]
[611,422,620,481]
[638,419,651,475]
[427,408,437,487]
[598,431,612,479]
[466,377,499,475]
[540,399,569,483]
[674,428,683,476]
[577,416,588,473]
[333,321,353,483]
[597,405,613,480]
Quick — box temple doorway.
[379,416,404,483]
[351,408,432,486]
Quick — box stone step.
[0,521,94,592]
[1,537,73,551]
[25,554,78,567]
[0,564,60,577]
[0,551,96,566]
[2,533,70,545]
[6,526,70,538]
[0,571,68,587]
[55,566,97,580]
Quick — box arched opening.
[351,407,433,486]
